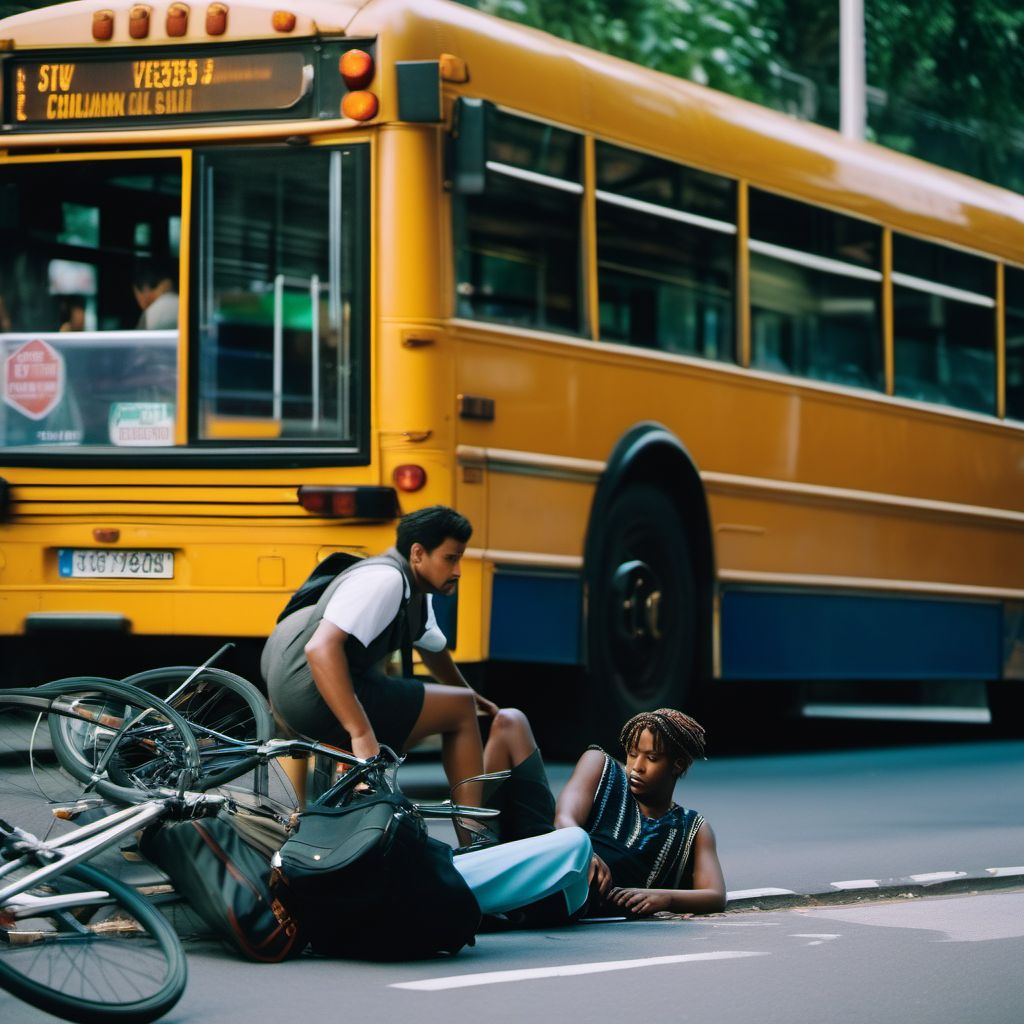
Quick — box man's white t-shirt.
[321,563,447,653]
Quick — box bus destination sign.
[10,50,310,126]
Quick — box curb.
[724,868,1024,912]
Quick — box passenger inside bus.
[132,258,179,330]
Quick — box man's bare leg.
[483,708,540,773]
[405,684,484,799]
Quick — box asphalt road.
[400,735,1024,897]
[2,712,1023,1023]
[3,888,1022,1024]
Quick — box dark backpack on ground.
[270,767,481,960]
[140,809,305,962]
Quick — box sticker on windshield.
[3,337,65,420]
[108,402,175,446]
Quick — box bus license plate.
[58,549,174,579]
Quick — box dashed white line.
[390,951,768,990]
[986,866,1024,877]
[909,871,967,883]
[831,880,881,890]
[727,887,795,900]
[790,933,840,946]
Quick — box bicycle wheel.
[45,678,202,802]
[0,861,187,1024]
[122,667,273,790]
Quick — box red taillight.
[93,528,120,543]
[297,486,400,520]
[393,465,427,492]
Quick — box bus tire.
[586,483,697,747]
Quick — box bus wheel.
[586,483,697,746]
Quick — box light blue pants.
[451,826,592,917]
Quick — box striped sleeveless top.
[584,749,704,890]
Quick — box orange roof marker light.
[338,48,378,121]
[272,10,296,32]
[92,9,114,40]
[342,90,379,121]
[128,4,151,39]
[167,3,189,36]
[339,49,374,90]
[206,2,228,35]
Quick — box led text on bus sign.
[10,50,310,125]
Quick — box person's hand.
[349,730,381,763]
[473,692,499,718]
[606,887,673,917]
[589,853,612,897]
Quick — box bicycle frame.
[0,794,216,908]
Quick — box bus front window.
[198,146,367,445]
[0,158,181,449]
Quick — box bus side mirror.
[447,97,487,195]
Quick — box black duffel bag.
[140,809,305,963]
[271,765,480,960]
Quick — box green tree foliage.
[472,0,783,104]
[863,1,1024,187]
[464,0,1024,190]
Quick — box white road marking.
[710,921,781,927]
[909,871,967,883]
[790,933,840,946]
[728,887,795,899]
[390,951,768,991]
[986,866,1024,877]
[831,879,880,890]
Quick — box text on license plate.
[58,549,174,579]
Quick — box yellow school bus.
[0,0,1021,733]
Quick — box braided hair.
[620,708,707,774]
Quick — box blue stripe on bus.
[720,589,1002,680]
[431,590,458,650]
[489,572,582,664]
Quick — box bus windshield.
[0,145,367,450]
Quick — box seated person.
[556,708,726,916]
[473,706,726,918]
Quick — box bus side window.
[595,142,736,361]
[749,190,883,391]
[1006,265,1024,422]
[892,235,996,416]
[453,108,583,334]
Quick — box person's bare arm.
[417,647,499,717]
[554,749,612,895]
[605,821,727,915]
[303,620,379,760]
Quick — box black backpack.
[270,766,481,960]
[275,552,362,624]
